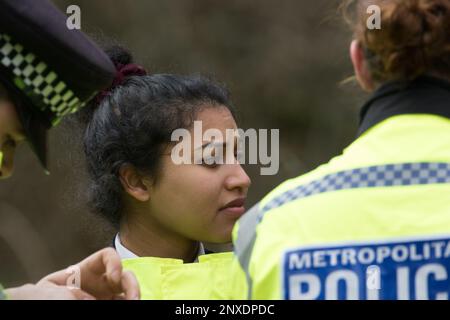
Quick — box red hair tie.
[96,63,147,104]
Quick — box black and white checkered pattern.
[260,162,450,217]
[0,33,82,126]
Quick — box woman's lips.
[219,198,246,218]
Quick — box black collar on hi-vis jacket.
[358,75,450,137]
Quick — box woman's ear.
[119,164,151,202]
[350,40,375,92]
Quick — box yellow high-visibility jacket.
[123,252,234,300]
[231,76,450,300]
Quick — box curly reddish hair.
[342,0,450,83]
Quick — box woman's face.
[0,86,25,179]
[147,106,251,243]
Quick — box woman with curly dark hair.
[80,46,251,299]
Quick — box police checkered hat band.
[0,32,84,126]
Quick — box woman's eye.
[203,163,219,168]
[201,151,241,167]
[202,157,220,168]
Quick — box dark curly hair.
[79,46,236,227]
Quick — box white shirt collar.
[115,234,139,260]
[114,233,205,262]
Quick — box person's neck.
[119,210,200,263]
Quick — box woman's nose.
[225,163,251,192]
